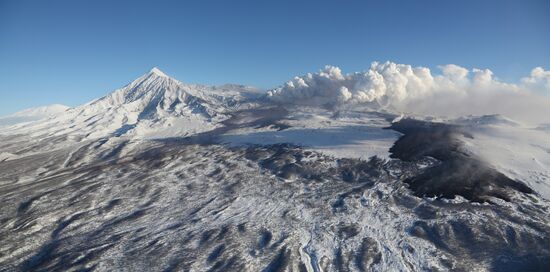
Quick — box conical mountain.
[7,68,257,140]
[80,67,214,122]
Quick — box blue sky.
[0,0,548,115]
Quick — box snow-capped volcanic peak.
[101,67,255,117]
[67,68,230,138]
[87,66,238,116]
[93,66,189,107]
[3,67,255,140]
[149,67,168,77]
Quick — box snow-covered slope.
[223,107,401,160]
[1,66,550,271]
[458,119,550,199]
[0,104,69,127]
[1,120,549,271]
[2,68,256,140]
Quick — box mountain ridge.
[0,68,259,140]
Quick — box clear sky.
[0,0,548,115]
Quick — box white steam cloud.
[267,62,550,124]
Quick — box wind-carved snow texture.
[1,68,550,271]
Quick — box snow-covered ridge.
[8,104,70,117]
[451,114,519,127]
[459,119,550,199]
[1,68,257,140]
[149,67,168,77]
[0,104,70,127]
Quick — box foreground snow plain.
[0,68,549,271]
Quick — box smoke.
[267,62,550,124]
[521,67,550,92]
